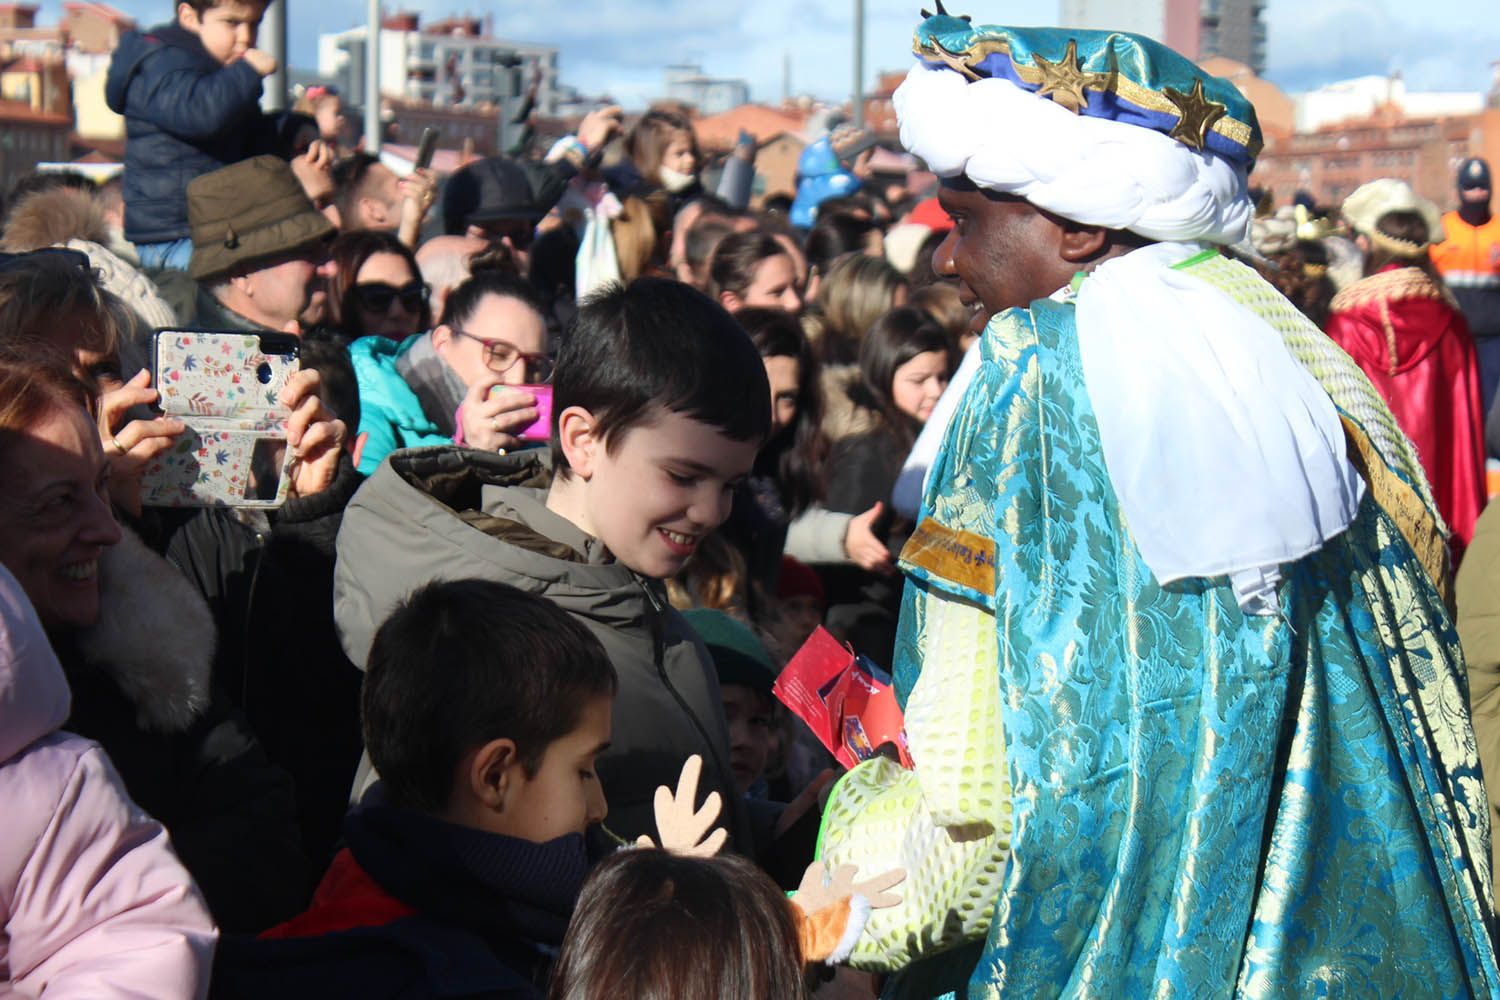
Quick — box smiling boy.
[335,278,771,849]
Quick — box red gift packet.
[773,627,913,770]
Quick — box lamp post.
[853,0,865,128]
[263,0,287,110]
[365,0,381,153]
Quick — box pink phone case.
[518,384,553,442]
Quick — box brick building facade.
[1253,106,1500,211]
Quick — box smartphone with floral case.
[140,329,301,508]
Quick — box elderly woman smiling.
[0,252,350,931]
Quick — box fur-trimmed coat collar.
[819,364,880,443]
[72,524,213,733]
[0,188,111,251]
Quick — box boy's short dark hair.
[179,0,267,16]
[550,278,771,476]
[362,578,617,814]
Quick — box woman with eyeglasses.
[325,230,431,342]
[348,270,553,474]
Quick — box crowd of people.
[3,0,1500,997]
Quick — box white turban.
[895,60,1361,614]
[895,62,1252,246]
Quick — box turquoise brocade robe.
[819,255,1500,999]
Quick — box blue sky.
[54,0,1500,107]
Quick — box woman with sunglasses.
[348,270,552,474]
[326,230,431,342]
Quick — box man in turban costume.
[816,10,1500,998]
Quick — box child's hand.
[635,754,727,857]
[791,861,905,915]
[845,502,895,575]
[242,48,277,77]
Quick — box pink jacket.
[0,565,216,998]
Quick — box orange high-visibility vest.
[1431,210,1500,290]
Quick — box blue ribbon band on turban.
[912,16,1263,168]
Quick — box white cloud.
[1264,0,1498,93]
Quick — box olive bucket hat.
[187,155,335,282]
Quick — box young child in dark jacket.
[212,578,620,999]
[105,0,280,270]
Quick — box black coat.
[143,456,366,870]
[104,21,278,243]
[212,794,594,1000]
[53,527,309,933]
[820,425,914,668]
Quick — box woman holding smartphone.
[348,269,552,473]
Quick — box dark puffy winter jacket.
[104,21,275,244]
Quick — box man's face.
[1461,185,1491,206]
[932,180,1066,316]
[237,243,333,331]
[180,0,263,65]
[466,219,536,276]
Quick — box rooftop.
[0,98,69,124]
[693,104,810,151]
[62,1,135,27]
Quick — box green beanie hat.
[681,609,776,695]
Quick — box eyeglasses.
[452,328,555,383]
[353,280,429,314]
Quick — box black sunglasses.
[353,280,429,313]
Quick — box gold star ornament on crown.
[1163,78,1228,151]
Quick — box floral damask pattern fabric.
[831,260,1499,999]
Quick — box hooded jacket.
[334,448,749,849]
[0,563,216,998]
[104,21,275,244]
